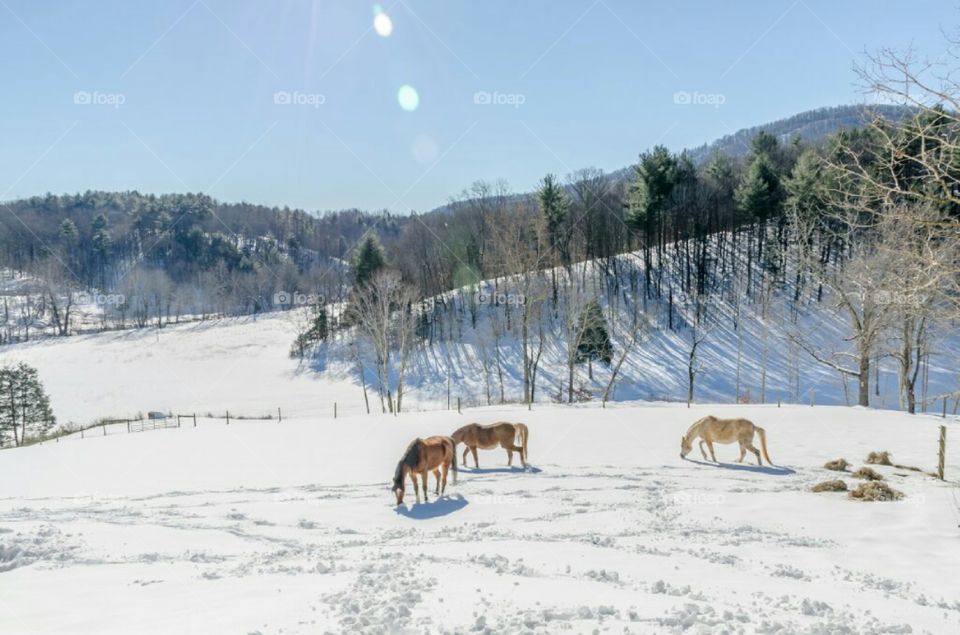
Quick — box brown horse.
[680,415,773,465]
[451,422,529,468]
[392,436,457,505]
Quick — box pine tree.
[0,363,55,446]
[353,234,386,287]
[575,301,613,366]
[735,155,783,223]
[538,174,570,264]
[626,145,678,231]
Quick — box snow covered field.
[2,402,958,634]
[4,301,959,429]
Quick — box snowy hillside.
[3,234,960,428]
[1,403,958,633]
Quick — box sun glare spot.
[373,12,393,37]
[397,85,419,112]
[412,134,439,164]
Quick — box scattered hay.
[852,467,884,481]
[812,479,847,493]
[849,481,904,502]
[823,458,849,471]
[865,451,893,466]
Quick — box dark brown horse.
[392,436,457,505]
[451,422,528,468]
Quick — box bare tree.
[347,270,419,414]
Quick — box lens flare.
[397,85,419,112]
[411,134,439,164]
[373,12,392,37]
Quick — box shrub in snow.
[852,467,883,481]
[865,451,893,466]
[823,458,849,471]
[811,479,847,492]
[849,481,903,502]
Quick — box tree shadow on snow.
[683,457,795,476]
[459,466,543,475]
[395,493,468,519]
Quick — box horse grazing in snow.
[451,422,528,468]
[680,415,773,465]
[392,436,457,505]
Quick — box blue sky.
[0,0,952,213]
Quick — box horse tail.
[756,426,772,465]
[449,437,457,484]
[517,423,529,462]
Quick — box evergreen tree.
[538,174,570,264]
[58,218,79,244]
[0,363,55,447]
[353,234,386,287]
[735,154,783,223]
[626,145,679,231]
[784,149,828,225]
[575,301,613,365]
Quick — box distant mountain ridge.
[602,104,914,184]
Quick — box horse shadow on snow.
[460,465,543,475]
[396,493,468,519]
[682,457,796,476]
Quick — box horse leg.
[746,442,762,465]
[511,443,527,467]
[411,472,421,504]
[421,470,430,502]
[698,439,709,460]
[433,469,441,495]
[440,463,449,495]
[706,440,718,462]
[463,446,471,467]
[506,444,513,466]
[737,443,746,463]
[471,447,479,469]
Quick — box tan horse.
[452,422,529,468]
[680,415,772,465]
[392,436,457,505]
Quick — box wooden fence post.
[334,402,337,419]
[937,425,946,481]
[193,413,197,427]
[226,411,230,425]
[127,421,131,433]
[278,407,282,422]
[457,397,461,414]
[81,429,84,439]
[102,425,106,436]
[943,398,947,418]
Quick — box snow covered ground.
[2,402,958,634]
[3,300,959,429]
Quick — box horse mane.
[683,416,712,441]
[392,438,422,490]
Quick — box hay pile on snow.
[811,480,847,493]
[823,458,849,471]
[852,467,884,481]
[849,481,903,502]
[865,451,893,466]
